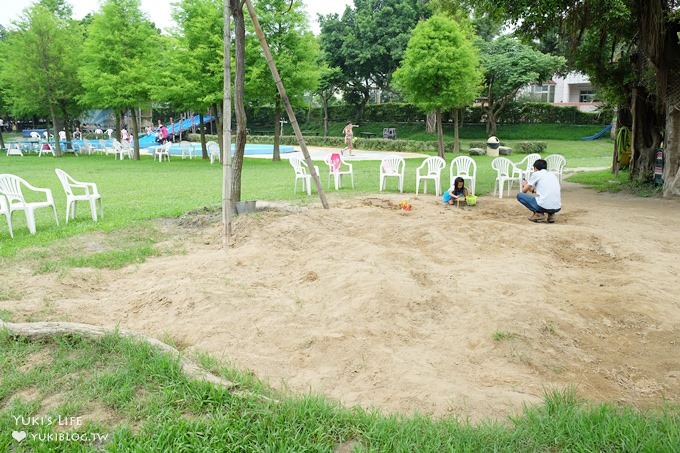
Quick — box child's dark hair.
[454,176,465,187]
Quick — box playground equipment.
[581,124,612,140]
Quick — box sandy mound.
[3,182,679,422]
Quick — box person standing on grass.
[517,158,561,223]
[342,121,358,156]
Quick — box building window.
[579,90,596,103]
[525,84,555,103]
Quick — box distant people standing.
[342,121,358,156]
[59,130,67,141]
[73,127,82,140]
[155,124,169,144]
[121,127,130,143]
[0,118,4,132]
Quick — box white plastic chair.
[207,141,220,164]
[6,143,24,157]
[121,140,133,159]
[491,157,517,198]
[37,143,55,157]
[29,131,41,140]
[323,153,354,190]
[82,139,95,155]
[512,153,541,188]
[379,156,406,192]
[111,139,127,160]
[546,154,567,183]
[0,174,59,234]
[0,195,13,238]
[289,156,319,195]
[55,169,103,223]
[105,128,114,139]
[180,141,195,160]
[449,156,477,195]
[154,142,171,162]
[415,156,446,196]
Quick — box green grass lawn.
[0,331,677,451]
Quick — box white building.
[521,72,601,112]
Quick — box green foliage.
[245,0,320,119]
[0,2,84,146]
[319,0,426,115]
[1,334,678,450]
[393,15,481,113]
[516,141,548,154]
[79,0,162,112]
[166,0,223,112]
[477,36,566,132]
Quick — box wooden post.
[244,0,329,209]
[223,0,234,244]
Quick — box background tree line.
[1,0,678,195]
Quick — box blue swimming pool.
[159,143,295,156]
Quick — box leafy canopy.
[393,14,481,113]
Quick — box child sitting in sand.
[442,177,469,206]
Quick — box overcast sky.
[0,0,353,34]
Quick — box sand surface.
[3,182,679,422]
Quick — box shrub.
[516,141,548,154]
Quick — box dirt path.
[3,182,679,422]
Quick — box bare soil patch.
[2,182,679,422]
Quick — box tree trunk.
[199,114,208,159]
[272,101,281,161]
[485,105,497,137]
[231,0,249,204]
[322,96,329,138]
[435,108,444,158]
[212,102,223,162]
[48,104,62,157]
[661,26,680,195]
[453,108,460,153]
[630,85,663,181]
[130,107,140,160]
[426,111,436,133]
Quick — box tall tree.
[316,65,344,137]
[246,0,320,161]
[169,0,224,158]
[0,0,83,156]
[478,36,565,135]
[230,0,248,204]
[393,14,481,157]
[319,0,426,120]
[467,0,680,196]
[79,0,162,159]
